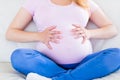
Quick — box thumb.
[82,36,87,44]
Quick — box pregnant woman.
[6,0,120,80]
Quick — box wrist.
[87,29,99,39]
[87,30,92,39]
[34,32,43,42]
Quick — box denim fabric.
[11,48,120,80]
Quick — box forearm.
[88,25,118,39]
[6,29,41,42]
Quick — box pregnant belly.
[36,36,93,64]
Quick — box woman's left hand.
[71,24,91,44]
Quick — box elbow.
[113,30,118,37]
[5,29,14,41]
[110,27,118,38]
[114,29,118,36]
[5,30,11,41]
[104,25,118,39]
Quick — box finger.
[72,24,86,31]
[71,28,80,34]
[50,31,61,35]
[80,33,86,37]
[52,35,63,39]
[82,36,87,44]
[49,33,63,40]
[72,31,84,37]
[72,29,86,36]
[56,35,63,39]
[49,35,54,39]
[71,28,79,32]
[74,35,81,39]
[47,26,56,31]
[50,39,60,44]
[72,24,80,28]
[71,27,84,33]
[71,31,79,36]
[45,42,52,49]
[49,36,61,43]
[74,32,86,39]
[76,30,84,34]
[74,33,82,39]
[74,35,87,44]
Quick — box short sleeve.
[22,0,37,16]
[88,0,100,14]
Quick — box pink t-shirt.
[22,0,99,64]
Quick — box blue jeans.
[11,48,120,80]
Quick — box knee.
[11,48,40,61]
[101,48,120,60]
[11,49,34,65]
[11,48,27,61]
[11,49,23,61]
[103,48,120,54]
[11,49,26,66]
[10,49,24,70]
[108,48,120,52]
[11,48,41,72]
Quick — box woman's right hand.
[38,26,62,49]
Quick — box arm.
[6,8,40,42]
[72,8,118,43]
[6,8,61,49]
[88,8,118,39]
